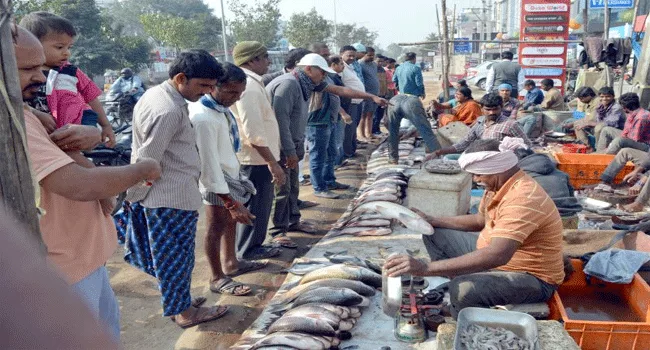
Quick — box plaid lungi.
[115,201,198,316]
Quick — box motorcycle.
[103,91,138,130]
[83,124,132,216]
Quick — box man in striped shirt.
[385,139,564,317]
[120,50,229,328]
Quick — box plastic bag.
[584,249,650,284]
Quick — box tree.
[230,0,281,48]
[140,13,202,50]
[332,23,378,49]
[384,43,405,60]
[113,35,151,71]
[284,8,331,49]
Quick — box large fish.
[344,219,391,228]
[332,213,386,229]
[282,305,350,331]
[272,278,376,307]
[324,251,369,267]
[351,201,434,235]
[290,287,368,309]
[287,260,334,276]
[328,227,392,238]
[267,316,351,338]
[355,193,401,205]
[299,264,382,288]
[250,332,332,350]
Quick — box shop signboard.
[589,0,634,9]
[519,0,570,93]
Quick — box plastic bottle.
[382,253,403,316]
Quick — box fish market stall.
[232,138,446,349]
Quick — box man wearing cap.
[230,41,287,261]
[266,53,389,247]
[384,139,564,317]
[108,68,146,103]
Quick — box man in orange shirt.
[385,139,564,317]
[14,25,161,339]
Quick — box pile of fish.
[367,137,426,175]
[459,324,533,350]
[246,260,383,349]
[329,169,434,237]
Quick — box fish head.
[398,213,435,235]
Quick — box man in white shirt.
[190,62,262,297]
[230,41,287,261]
[340,45,366,158]
[485,51,525,96]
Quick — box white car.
[465,61,495,90]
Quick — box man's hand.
[33,109,57,134]
[624,168,643,185]
[50,125,101,151]
[341,112,353,125]
[269,162,286,186]
[285,154,299,169]
[101,125,117,148]
[411,207,434,225]
[227,201,256,225]
[372,96,390,108]
[99,197,116,217]
[135,158,162,182]
[383,254,430,277]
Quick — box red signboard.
[519,0,571,94]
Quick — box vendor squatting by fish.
[384,138,564,317]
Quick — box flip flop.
[210,277,251,296]
[169,297,208,322]
[289,220,318,234]
[173,305,229,329]
[226,260,267,278]
[272,235,298,249]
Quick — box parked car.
[465,61,495,90]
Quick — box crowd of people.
[9,8,650,346]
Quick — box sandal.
[243,246,282,260]
[289,220,318,234]
[226,260,267,278]
[272,235,298,249]
[173,305,229,329]
[210,277,251,296]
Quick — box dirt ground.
[110,72,450,350]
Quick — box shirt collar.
[161,80,188,106]
[241,67,263,83]
[486,169,526,205]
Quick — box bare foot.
[623,202,645,213]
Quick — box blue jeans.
[372,103,385,134]
[518,114,538,137]
[307,124,334,192]
[387,94,440,160]
[72,266,120,342]
[334,118,346,165]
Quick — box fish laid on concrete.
[250,332,333,350]
[290,287,368,309]
[287,260,334,276]
[299,264,382,288]
[273,278,376,307]
[372,177,408,186]
[267,316,350,338]
[329,227,393,238]
[355,193,401,205]
[324,251,370,267]
[333,213,386,229]
[351,201,434,235]
[375,169,407,180]
[296,302,357,320]
[344,219,391,228]
[282,305,345,329]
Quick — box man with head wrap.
[384,139,564,317]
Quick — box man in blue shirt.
[392,52,425,98]
[521,79,544,110]
[387,52,439,163]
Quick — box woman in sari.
[433,87,482,127]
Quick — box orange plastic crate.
[553,153,635,189]
[562,143,588,153]
[548,259,650,350]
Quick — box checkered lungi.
[115,201,198,316]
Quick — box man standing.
[388,51,439,164]
[121,50,228,328]
[15,25,161,338]
[385,139,564,317]
[266,53,389,246]
[435,94,531,156]
[372,55,389,135]
[190,63,262,297]
[485,51,524,96]
[340,45,366,159]
[230,41,286,260]
[605,93,650,155]
[358,47,380,142]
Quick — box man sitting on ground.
[521,80,544,110]
[593,86,626,152]
[605,93,650,155]
[557,87,600,147]
[385,139,564,317]
[434,93,530,157]
[539,79,568,112]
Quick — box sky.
[204,0,478,48]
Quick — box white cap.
[296,53,336,74]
